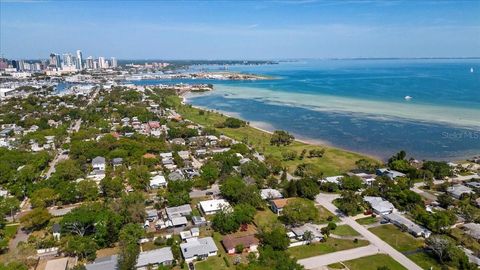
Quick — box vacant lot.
[289,238,369,259]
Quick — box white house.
[364,196,395,215]
[150,175,167,189]
[92,156,106,171]
[180,237,218,263]
[198,199,231,215]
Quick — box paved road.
[298,244,379,269]
[313,193,423,270]
[189,184,220,198]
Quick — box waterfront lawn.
[341,254,406,270]
[369,224,443,270]
[288,238,369,259]
[175,98,379,175]
[355,216,379,225]
[332,225,360,237]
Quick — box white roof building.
[180,237,218,263]
[364,196,395,215]
[260,188,283,200]
[150,175,167,188]
[198,199,231,215]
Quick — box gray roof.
[180,237,218,259]
[52,223,61,233]
[171,216,188,226]
[112,158,123,165]
[364,196,395,214]
[447,184,473,198]
[92,156,105,165]
[384,213,430,236]
[166,204,192,219]
[86,255,118,270]
[463,223,480,240]
[291,223,323,239]
[86,247,173,270]
[136,247,174,267]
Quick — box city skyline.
[1,0,479,59]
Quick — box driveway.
[313,193,423,270]
[189,184,220,198]
[298,244,379,269]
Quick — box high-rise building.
[86,56,94,69]
[11,60,18,70]
[63,53,74,67]
[111,57,118,68]
[76,50,83,70]
[55,54,62,68]
[49,53,57,66]
[98,57,106,69]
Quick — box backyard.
[288,238,369,259]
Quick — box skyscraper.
[86,56,94,69]
[98,57,106,69]
[76,50,83,70]
[111,57,118,68]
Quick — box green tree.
[282,198,319,225]
[100,177,124,198]
[118,223,144,270]
[77,180,99,201]
[339,175,364,191]
[60,235,98,261]
[270,130,294,146]
[259,226,290,251]
[20,207,52,231]
[200,161,220,185]
[30,187,58,208]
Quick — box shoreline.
[181,94,384,162]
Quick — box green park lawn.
[369,224,443,270]
[253,209,279,229]
[175,97,379,175]
[289,238,369,259]
[332,225,360,237]
[4,224,18,239]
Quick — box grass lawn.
[253,209,279,229]
[195,255,232,270]
[332,225,360,237]
[317,205,339,224]
[4,224,18,239]
[369,224,443,270]
[288,237,369,259]
[175,98,379,175]
[449,227,480,254]
[369,224,423,252]
[341,254,406,270]
[355,216,379,225]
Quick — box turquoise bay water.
[134,59,480,160]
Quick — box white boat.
[404,95,412,100]
[471,67,474,73]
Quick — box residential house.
[462,223,480,240]
[150,175,167,189]
[222,234,260,254]
[180,237,218,263]
[322,175,344,185]
[52,223,61,240]
[92,156,106,171]
[166,204,192,219]
[447,184,474,199]
[192,216,207,226]
[290,223,324,243]
[198,199,231,215]
[271,198,290,215]
[86,247,174,270]
[376,168,406,180]
[364,196,395,215]
[383,213,431,238]
[260,188,283,200]
[112,158,123,168]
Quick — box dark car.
[189,262,195,270]
[206,191,214,195]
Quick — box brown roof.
[271,198,290,209]
[143,153,156,159]
[222,234,259,250]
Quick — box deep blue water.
[132,59,480,160]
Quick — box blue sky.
[1,0,479,59]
